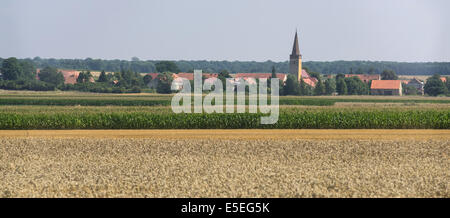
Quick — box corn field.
[0,109,448,129]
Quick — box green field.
[1,92,450,106]
[0,91,449,129]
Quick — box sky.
[0,0,449,62]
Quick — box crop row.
[0,110,447,129]
[0,98,335,106]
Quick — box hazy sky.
[1,0,449,62]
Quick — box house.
[174,73,194,81]
[60,70,81,84]
[345,74,380,83]
[370,80,402,96]
[403,78,424,95]
[172,72,219,81]
[36,69,94,84]
[234,73,287,83]
[300,70,318,87]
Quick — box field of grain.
[0,130,448,198]
[398,75,430,81]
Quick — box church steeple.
[289,30,302,81]
[291,31,300,56]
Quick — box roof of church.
[291,31,300,56]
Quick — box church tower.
[289,31,302,81]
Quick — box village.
[0,0,449,202]
[13,31,447,97]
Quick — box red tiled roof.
[172,73,218,81]
[174,73,194,80]
[146,73,159,80]
[441,77,447,83]
[36,69,87,84]
[302,77,317,87]
[370,80,401,90]
[60,70,81,84]
[235,73,287,81]
[300,70,309,78]
[204,73,218,79]
[400,80,410,84]
[300,70,318,87]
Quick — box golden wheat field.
[0,130,448,198]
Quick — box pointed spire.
[291,31,300,56]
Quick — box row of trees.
[282,74,369,96]
[2,57,450,75]
[0,57,152,93]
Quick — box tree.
[20,59,37,80]
[403,84,419,95]
[345,77,368,95]
[283,74,300,95]
[335,73,345,81]
[324,78,336,95]
[446,77,450,94]
[155,61,179,73]
[218,69,231,79]
[336,78,347,95]
[116,70,144,88]
[38,66,64,86]
[1,57,22,80]
[217,70,231,91]
[156,72,173,94]
[424,74,446,96]
[381,70,398,80]
[299,79,312,96]
[97,70,108,82]
[271,66,276,78]
[268,66,277,88]
[314,78,325,95]
[143,74,153,85]
[77,71,93,83]
[308,71,320,80]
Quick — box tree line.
[1,57,449,96]
[1,57,450,75]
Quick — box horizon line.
[2,56,450,64]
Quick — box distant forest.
[1,57,450,75]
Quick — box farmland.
[0,107,448,129]
[0,130,448,198]
[0,91,449,129]
[0,91,448,198]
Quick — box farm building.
[403,78,424,95]
[345,74,380,83]
[370,80,402,96]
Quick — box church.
[289,31,317,87]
